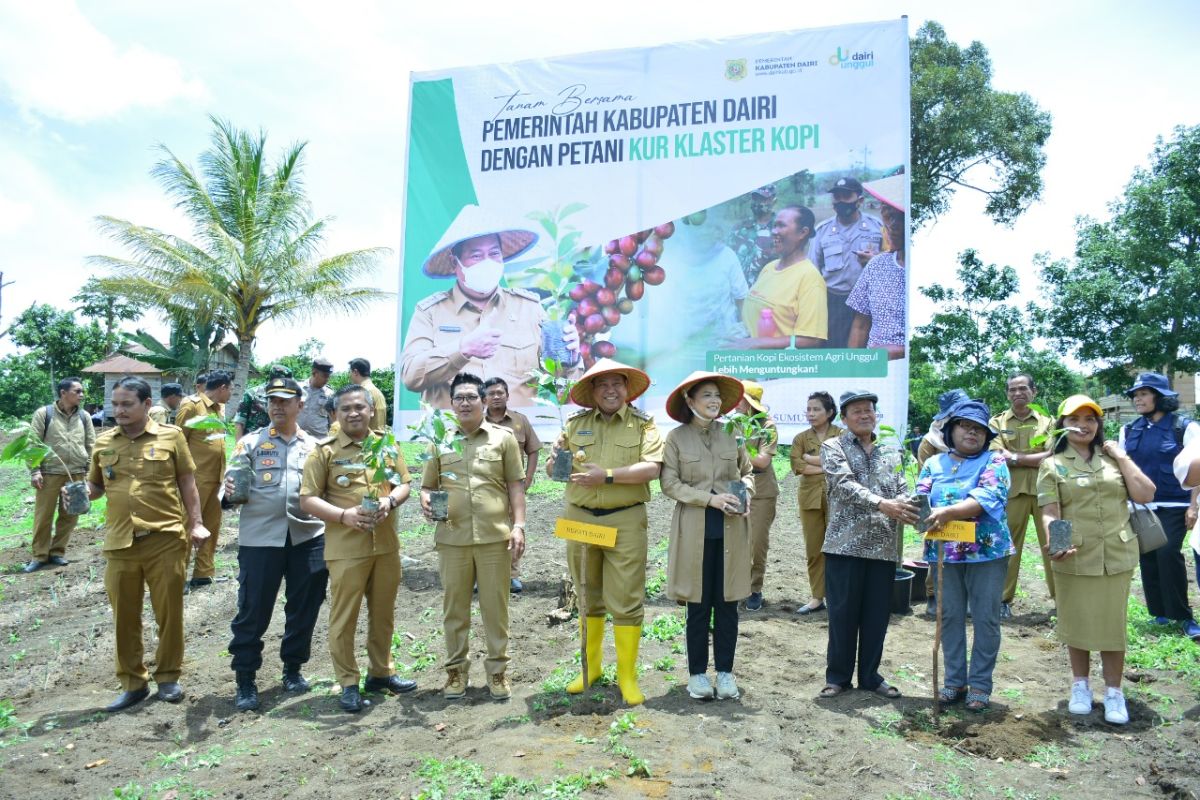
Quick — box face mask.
[833,201,858,217]
[459,256,504,294]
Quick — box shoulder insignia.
[814,216,836,232]
[629,407,653,421]
[415,290,452,311]
[567,408,591,421]
[504,287,541,302]
[317,435,338,446]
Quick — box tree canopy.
[910,21,1052,228]
[91,115,392,416]
[1043,124,1200,388]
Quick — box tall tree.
[909,250,1082,431]
[910,21,1053,228]
[91,116,391,417]
[1042,125,1200,385]
[72,276,146,348]
[5,304,110,391]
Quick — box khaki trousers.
[749,495,778,593]
[104,533,187,690]
[326,551,401,687]
[188,480,223,579]
[438,540,510,676]
[800,498,829,599]
[1003,493,1056,603]
[565,503,648,626]
[32,473,78,561]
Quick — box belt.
[576,503,642,518]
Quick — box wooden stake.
[932,540,945,722]
[579,542,589,689]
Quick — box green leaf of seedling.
[186,414,232,434]
[1030,434,1049,447]
[879,425,897,435]
[1028,403,1051,417]
[1,432,31,462]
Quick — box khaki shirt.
[916,419,948,467]
[488,408,542,468]
[401,284,546,409]
[421,422,524,546]
[88,420,196,551]
[562,405,664,509]
[174,394,227,482]
[747,419,779,499]
[148,405,169,425]
[30,401,95,476]
[990,408,1053,497]
[360,377,388,431]
[298,380,333,437]
[791,424,844,509]
[1037,449,1138,576]
[300,429,411,560]
[229,426,323,547]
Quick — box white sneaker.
[1068,679,1093,715]
[715,671,740,700]
[687,674,713,700]
[1104,687,1129,725]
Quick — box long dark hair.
[1052,414,1104,459]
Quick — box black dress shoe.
[21,560,46,574]
[282,668,310,693]
[188,577,213,588]
[156,682,184,703]
[48,556,69,567]
[105,687,150,712]
[340,685,363,713]
[364,675,417,694]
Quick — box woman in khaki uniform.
[790,391,842,614]
[1038,395,1154,726]
[661,371,753,701]
[737,380,778,612]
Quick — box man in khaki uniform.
[990,373,1056,619]
[149,383,184,426]
[347,358,388,430]
[185,373,208,405]
[401,219,579,410]
[300,384,414,713]
[421,373,526,700]
[549,358,663,705]
[174,370,233,587]
[736,381,778,612]
[483,376,541,592]
[24,377,95,573]
[86,376,210,712]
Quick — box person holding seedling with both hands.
[299,384,413,713]
[420,373,527,701]
[661,371,754,701]
[1038,395,1155,725]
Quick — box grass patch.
[412,755,612,800]
[643,611,685,642]
[1126,598,1200,692]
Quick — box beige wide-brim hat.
[666,371,745,422]
[862,174,907,212]
[740,379,767,414]
[569,358,651,408]
[422,206,538,277]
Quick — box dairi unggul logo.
[828,47,875,70]
[725,58,748,81]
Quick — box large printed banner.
[397,19,910,438]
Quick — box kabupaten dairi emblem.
[725,58,748,81]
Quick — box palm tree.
[90,115,391,415]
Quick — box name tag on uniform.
[439,325,462,333]
[577,430,593,437]
[925,520,976,543]
[555,517,617,547]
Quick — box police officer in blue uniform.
[810,177,884,349]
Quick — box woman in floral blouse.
[918,399,1012,711]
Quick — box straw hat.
[569,358,651,408]
[740,380,767,414]
[666,371,744,422]
[422,206,538,278]
[862,174,907,212]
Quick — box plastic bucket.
[903,560,929,601]
[891,568,914,614]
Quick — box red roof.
[81,354,160,374]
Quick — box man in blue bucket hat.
[1119,372,1200,641]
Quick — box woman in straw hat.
[1038,395,1154,725]
[660,371,753,700]
[847,174,907,359]
[548,358,664,705]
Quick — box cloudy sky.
[1,1,1197,371]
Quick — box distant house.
[81,353,162,422]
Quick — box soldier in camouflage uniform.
[727,184,777,286]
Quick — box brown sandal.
[873,682,902,699]
[818,684,847,699]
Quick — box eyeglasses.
[452,394,481,404]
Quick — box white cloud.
[0,1,207,122]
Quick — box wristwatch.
[605,468,614,484]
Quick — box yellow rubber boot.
[613,625,645,705]
[566,615,605,694]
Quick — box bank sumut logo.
[725,58,748,81]
[829,47,875,70]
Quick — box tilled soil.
[1,475,1198,800]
